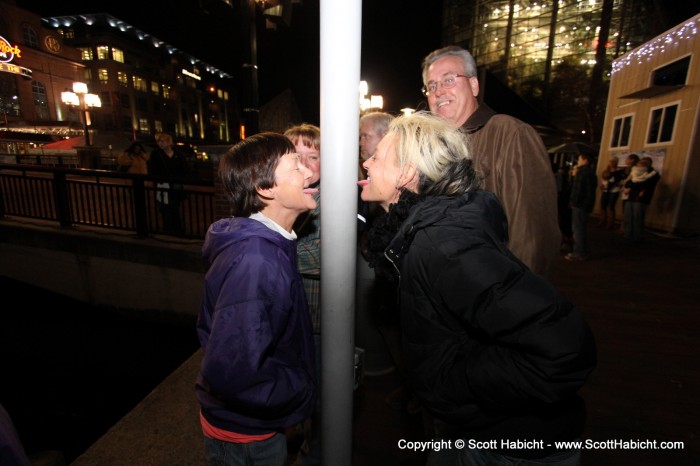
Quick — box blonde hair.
[387,111,481,196]
[155,132,173,145]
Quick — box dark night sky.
[18,0,442,123]
[17,0,699,123]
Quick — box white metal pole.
[319,0,362,464]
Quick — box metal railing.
[0,163,216,239]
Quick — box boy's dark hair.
[219,133,296,217]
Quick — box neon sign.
[0,35,22,63]
[0,63,32,78]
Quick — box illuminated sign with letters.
[0,35,22,63]
[0,35,32,79]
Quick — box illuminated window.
[117,71,129,88]
[223,91,229,101]
[138,118,149,132]
[57,28,74,40]
[162,85,171,99]
[155,120,163,133]
[0,74,21,117]
[133,76,147,92]
[97,46,110,60]
[78,47,93,61]
[647,103,678,144]
[610,115,632,148]
[151,81,160,95]
[98,69,109,84]
[22,25,39,48]
[112,47,125,63]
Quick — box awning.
[620,84,684,99]
[42,134,138,153]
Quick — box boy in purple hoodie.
[196,133,319,465]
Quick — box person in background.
[116,142,150,174]
[555,164,574,253]
[359,111,596,466]
[359,111,417,413]
[196,132,318,466]
[623,156,660,242]
[358,113,394,237]
[283,123,322,466]
[597,156,626,229]
[148,132,190,235]
[422,45,560,276]
[566,153,598,261]
[359,112,394,179]
[617,153,640,234]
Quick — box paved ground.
[66,219,699,465]
[351,221,700,466]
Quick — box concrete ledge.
[71,350,205,466]
[0,219,207,318]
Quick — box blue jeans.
[429,446,581,466]
[571,207,589,255]
[203,433,287,466]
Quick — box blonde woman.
[359,111,596,466]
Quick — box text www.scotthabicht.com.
[397,438,686,452]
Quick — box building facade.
[596,13,699,234]
[0,0,240,151]
[441,0,685,139]
[0,0,86,152]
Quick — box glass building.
[441,0,679,138]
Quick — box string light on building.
[612,17,699,74]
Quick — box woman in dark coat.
[358,112,596,465]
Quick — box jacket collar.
[384,191,509,267]
[462,103,497,134]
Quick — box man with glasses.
[422,46,560,276]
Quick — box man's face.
[359,121,384,160]
[425,55,479,126]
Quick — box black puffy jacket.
[384,190,597,457]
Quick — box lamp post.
[359,80,383,114]
[61,82,101,146]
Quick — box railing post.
[0,176,5,218]
[132,178,149,238]
[53,171,72,228]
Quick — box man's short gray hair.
[422,46,478,84]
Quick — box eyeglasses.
[422,74,470,97]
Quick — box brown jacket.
[462,104,560,276]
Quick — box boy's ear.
[256,185,275,200]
